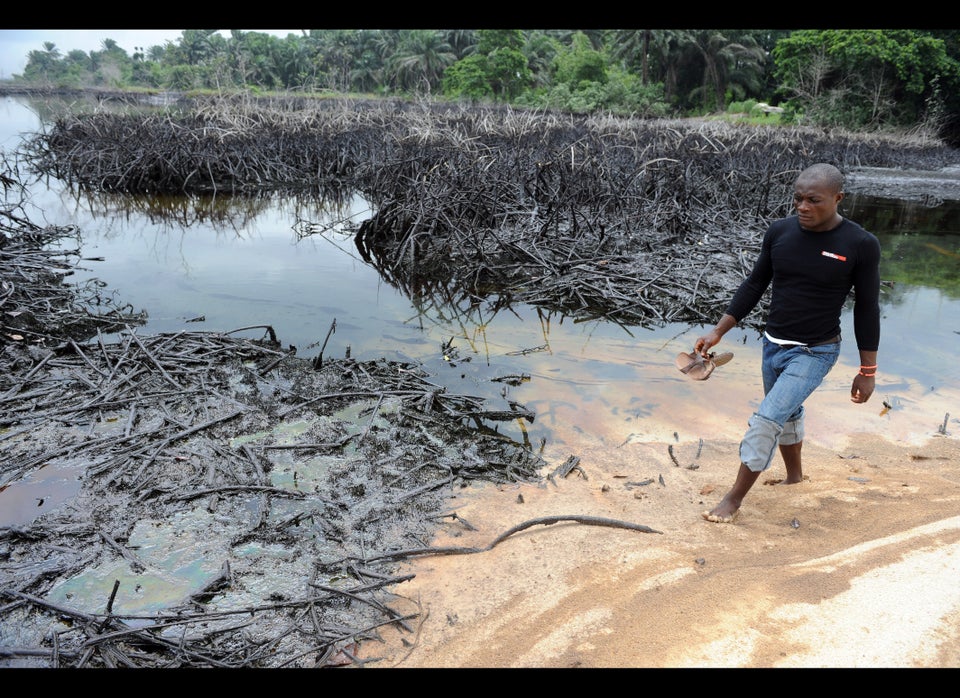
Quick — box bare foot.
[701,507,740,524]
[764,474,810,486]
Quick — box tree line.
[10,29,960,145]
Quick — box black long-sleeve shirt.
[726,215,881,351]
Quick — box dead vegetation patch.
[0,203,554,668]
[19,97,960,330]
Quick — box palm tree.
[680,30,766,112]
[722,32,768,104]
[177,30,218,66]
[648,30,694,104]
[607,30,649,81]
[369,30,403,91]
[523,30,562,89]
[23,42,62,82]
[445,29,478,60]
[147,45,167,62]
[278,35,313,88]
[42,41,60,59]
[305,30,364,93]
[548,29,606,51]
[348,30,386,94]
[391,30,456,93]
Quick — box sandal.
[675,350,733,381]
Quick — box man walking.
[696,163,881,523]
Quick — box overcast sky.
[0,30,302,79]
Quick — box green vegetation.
[879,234,960,297]
[7,29,960,144]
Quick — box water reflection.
[845,192,960,297]
[74,184,359,231]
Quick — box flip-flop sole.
[712,351,734,367]
[676,350,733,380]
[675,352,713,380]
[675,351,699,373]
[691,362,715,380]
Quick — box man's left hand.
[851,374,875,403]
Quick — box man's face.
[793,179,843,232]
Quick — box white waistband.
[764,331,805,346]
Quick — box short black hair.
[797,163,844,193]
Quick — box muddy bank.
[844,164,960,203]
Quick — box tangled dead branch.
[19,97,957,330]
[0,197,560,668]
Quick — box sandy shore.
[356,359,960,668]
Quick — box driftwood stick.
[123,404,137,438]
[128,330,183,390]
[363,514,662,562]
[490,515,662,548]
[2,590,98,623]
[80,623,235,668]
[169,484,310,501]
[94,329,114,372]
[357,392,385,443]
[549,455,584,481]
[312,318,337,370]
[277,389,424,418]
[241,443,268,485]
[0,350,54,400]
[0,646,79,661]
[311,575,415,609]
[136,408,246,462]
[257,344,298,376]
[223,324,279,345]
[99,532,147,573]
[3,432,128,484]
[256,434,357,451]
[189,560,232,604]
[69,339,108,378]
[394,474,457,502]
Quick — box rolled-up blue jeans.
[739,337,841,472]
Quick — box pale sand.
[356,359,960,668]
